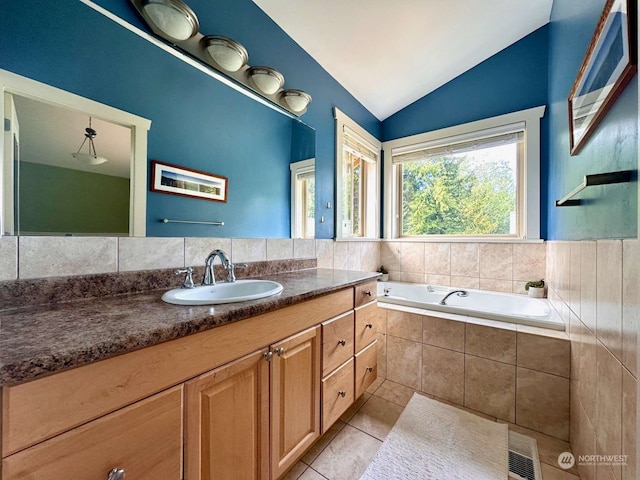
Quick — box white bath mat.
[360,393,508,480]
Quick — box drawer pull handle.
[338,390,346,398]
[274,347,285,356]
[364,291,372,296]
[366,367,373,373]
[337,339,346,346]
[365,323,373,329]
[108,468,125,480]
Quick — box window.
[335,108,380,239]
[290,159,315,238]
[397,128,523,236]
[383,106,545,239]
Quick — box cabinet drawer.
[355,281,377,307]
[355,302,378,351]
[321,359,354,433]
[322,312,355,377]
[355,340,378,398]
[2,386,183,480]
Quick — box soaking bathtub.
[377,281,564,331]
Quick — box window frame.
[334,108,381,239]
[383,106,545,240]
[290,158,315,239]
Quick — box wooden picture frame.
[151,160,228,203]
[568,0,637,155]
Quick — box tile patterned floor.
[280,378,580,480]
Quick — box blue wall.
[381,27,549,142]
[381,27,549,236]
[546,0,637,240]
[0,0,379,238]
[3,1,636,241]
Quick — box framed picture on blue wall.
[568,0,637,155]
[151,160,228,203]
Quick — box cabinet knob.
[364,291,372,297]
[263,351,273,361]
[274,347,285,356]
[365,323,373,329]
[366,367,373,373]
[108,468,125,480]
[337,339,346,346]
[338,390,346,398]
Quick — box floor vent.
[508,431,542,480]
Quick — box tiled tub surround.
[0,268,379,385]
[376,303,571,441]
[547,240,638,480]
[380,240,546,294]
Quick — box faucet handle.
[226,263,247,283]
[174,267,195,289]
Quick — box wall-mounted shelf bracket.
[161,218,224,226]
[555,170,634,207]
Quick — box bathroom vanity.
[0,269,380,480]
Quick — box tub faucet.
[439,289,468,305]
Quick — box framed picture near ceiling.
[568,0,637,155]
[151,160,228,203]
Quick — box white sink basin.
[162,280,284,305]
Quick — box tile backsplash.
[1,237,546,291]
[380,241,546,294]
[0,236,380,281]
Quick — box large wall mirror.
[0,68,316,239]
[1,69,150,237]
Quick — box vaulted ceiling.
[253,0,554,120]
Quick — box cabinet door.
[2,386,182,480]
[185,349,270,480]
[270,326,321,479]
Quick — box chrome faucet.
[203,249,230,285]
[439,289,468,305]
[203,249,246,285]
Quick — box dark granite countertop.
[0,268,379,387]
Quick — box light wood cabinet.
[319,295,380,436]
[185,349,270,480]
[355,301,378,352]
[321,312,354,376]
[270,326,321,479]
[355,280,377,307]
[1,285,367,480]
[321,358,355,432]
[1,289,352,458]
[2,386,183,480]
[355,340,378,398]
